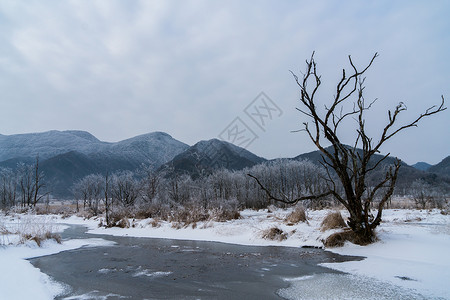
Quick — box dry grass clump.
[285,206,307,225]
[35,202,77,217]
[133,202,171,220]
[150,217,161,228]
[22,231,62,247]
[116,218,130,228]
[320,211,347,232]
[323,229,355,248]
[109,208,129,224]
[11,214,62,247]
[323,229,377,247]
[169,203,209,227]
[208,207,241,222]
[261,227,287,241]
[169,200,241,228]
[0,220,9,235]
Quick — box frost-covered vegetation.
[0,211,61,247]
[2,158,449,235]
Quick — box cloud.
[0,0,448,164]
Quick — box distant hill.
[0,130,188,168]
[428,156,450,177]
[0,130,189,198]
[0,130,105,161]
[412,162,432,171]
[159,139,266,178]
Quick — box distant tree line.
[1,156,448,216]
[65,158,447,226]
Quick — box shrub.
[320,211,347,232]
[261,227,287,241]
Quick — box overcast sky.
[0,0,449,165]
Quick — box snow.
[76,209,333,248]
[1,208,449,299]
[0,214,115,300]
[320,209,450,299]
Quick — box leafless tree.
[139,165,161,203]
[411,179,437,209]
[111,171,140,208]
[249,52,446,244]
[73,174,104,215]
[104,172,111,225]
[18,163,35,207]
[0,168,17,209]
[32,155,47,207]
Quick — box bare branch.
[247,174,332,205]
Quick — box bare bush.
[320,211,347,232]
[261,227,287,241]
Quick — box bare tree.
[250,53,446,244]
[411,179,436,209]
[139,165,161,203]
[104,172,111,225]
[18,163,35,207]
[73,174,104,215]
[111,171,140,208]
[0,168,18,209]
[32,155,47,207]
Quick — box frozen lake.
[29,225,361,299]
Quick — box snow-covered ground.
[1,208,449,299]
[0,214,115,300]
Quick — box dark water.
[29,225,362,299]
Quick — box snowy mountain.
[412,162,432,171]
[0,130,188,168]
[159,138,266,178]
[0,130,189,197]
[428,156,450,177]
[0,130,108,161]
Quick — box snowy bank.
[0,213,115,300]
[321,209,450,299]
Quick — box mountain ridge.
[0,130,448,198]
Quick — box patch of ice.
[132,270,172,278]
[278,273,426,300]
[62,290,129,300]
